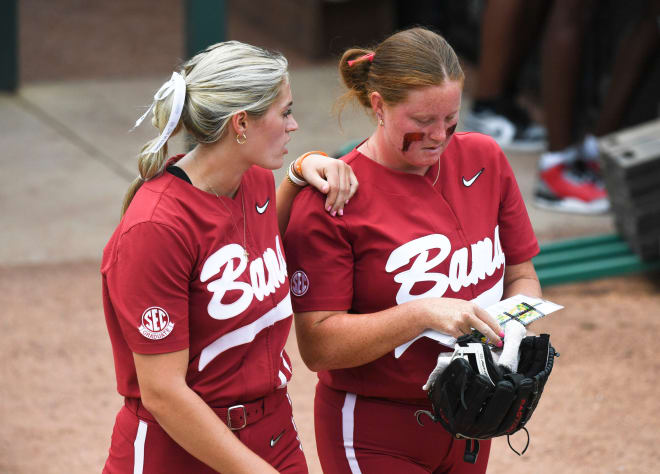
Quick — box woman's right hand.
[419,298,504,346]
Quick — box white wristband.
[287,161,307,187]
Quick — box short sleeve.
[104,222,191,354]
[284,188,354,312]
[497,151,540,264]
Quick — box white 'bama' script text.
[200,235,287,319]
[385,226,505,304]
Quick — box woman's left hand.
[300,154,358,216]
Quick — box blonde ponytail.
[122,91,182,216]
[120,142,169,216]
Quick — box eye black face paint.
[446,124,457,138]
[402,132,424,152]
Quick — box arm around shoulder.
[276,152,358,236]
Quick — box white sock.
[539,146,578,170]
[581,134,600,161]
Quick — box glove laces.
[507,427,531,456]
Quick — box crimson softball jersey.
[284,132,539,402]
[102,156,294,407]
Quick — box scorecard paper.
[394,294,563,358]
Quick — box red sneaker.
[534,163,609,214]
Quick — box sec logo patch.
[290,270,309,297]
[139,306,174,340]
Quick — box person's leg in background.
[541,0,596,152]
[577,0,660,185]
[591,0,660,138]
[534,0,610,214]
[464,0,550,151]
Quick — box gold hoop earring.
[236,133,247,145]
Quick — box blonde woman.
[101,41,357,473]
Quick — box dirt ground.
[1,262,659,474]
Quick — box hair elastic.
[132,71,187,154]
[347,52,375,67]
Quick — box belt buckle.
[227,404,247,430]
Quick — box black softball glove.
[416,333,558,464]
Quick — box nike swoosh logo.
[270,429,285,448]
[462,168,485,187]
[256,198,270,214]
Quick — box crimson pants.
[314,382,490,474]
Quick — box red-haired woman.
[285,28,541,473]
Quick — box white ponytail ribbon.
[133,72,186,155]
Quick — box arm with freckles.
[133,349,277,474]
[295,297,503,372]
[502,260,541,299]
